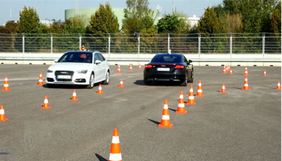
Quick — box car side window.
[97,53,105,61]
[183,55,188,63]
[94,53,99,62]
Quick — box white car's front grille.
[55,71,74,81]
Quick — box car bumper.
[46,72,90,85]
[144,73,185,82]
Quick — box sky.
[0,0,223,25]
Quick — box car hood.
[48,63,93,71]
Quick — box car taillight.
[175,65,184,69]
[145,65,153,68]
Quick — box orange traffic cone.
[96,84,104,94]
[158,100,173,127]
[195,80,204,97]
[276,81,281,90]
[37,72,44,85]
[220,84,227,93]
[222,66,227,74]
[175,91,187,114]
[186,85,196,105]
[41,95,51,109]
[263,70,267,76]
[129,64,133,71]
[2,75,11,91]
[138,63,142,69]
[70,90,78,101]
[109,128,122,161]
[244,67,249,76]
[229,69,233,75]
[119,79,124,88]
[242,77,251,90]
[117,64,121,73]
[0,105,8,121]
[226,64,230,72]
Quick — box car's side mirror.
[189,59,193,63]
[95,60,101,64]
[54,59,58,63]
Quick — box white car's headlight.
[77,70,88,74]
[47,70,53,73]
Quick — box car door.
[93,53,103,82]
[97,53,108,79]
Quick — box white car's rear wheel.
[103,71,110,85]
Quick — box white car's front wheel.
[87,73,95,89]
[103,71,110,85]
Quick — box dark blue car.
[143,53,194,86]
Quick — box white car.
[46,51,110,88]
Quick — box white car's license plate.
[57,75,71,79]
[157,68,170,71]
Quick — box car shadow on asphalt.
[41,83,101,89]
[134,80,182,86]
[148,119,160,125]
[95,153,107,161]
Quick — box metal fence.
[0,33,280,54]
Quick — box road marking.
[0,78,38,82]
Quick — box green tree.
[122,0,155,33]
[85,3,119,52]
[49,19,64,33]
[5,21,18,33]
[226,14,243,33]
[86,3,119,34]
[197,7,227,53]
[197,7,223,33]
[157,12,191,34]
[222,0,277,33]
[63,15,86,33]
[2,21,19,52]
[270,1,281,33]
[140,27,159,53]
[17,6,41,33]
[157,14,181,33]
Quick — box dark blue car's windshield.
[58,52,92,63]
[151,55,182,63]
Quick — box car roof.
[155,53,183,56]
[65,51,101,54]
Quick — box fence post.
[79,33,82,50]
[168,33,170,53]
[262,32,265,56]
[108,34,111,55]
[230,33,232,56]
[138,33,140,55]
[50,33,53,53]
[22,33,25,53]
[198,33,201,55]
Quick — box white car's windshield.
[58,52,92,63]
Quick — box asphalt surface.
[0,64,280,161]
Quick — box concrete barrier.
[0,53,280,66]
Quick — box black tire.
[180,74,187,86]
[143,79,151,85]
[103,70,110,85]
[187,70,194,83]
[87,73,95,89]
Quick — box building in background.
[40,20,53,26]
[188,15,200,28]
[65,8,160,30]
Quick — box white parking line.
[0,78,39,82]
